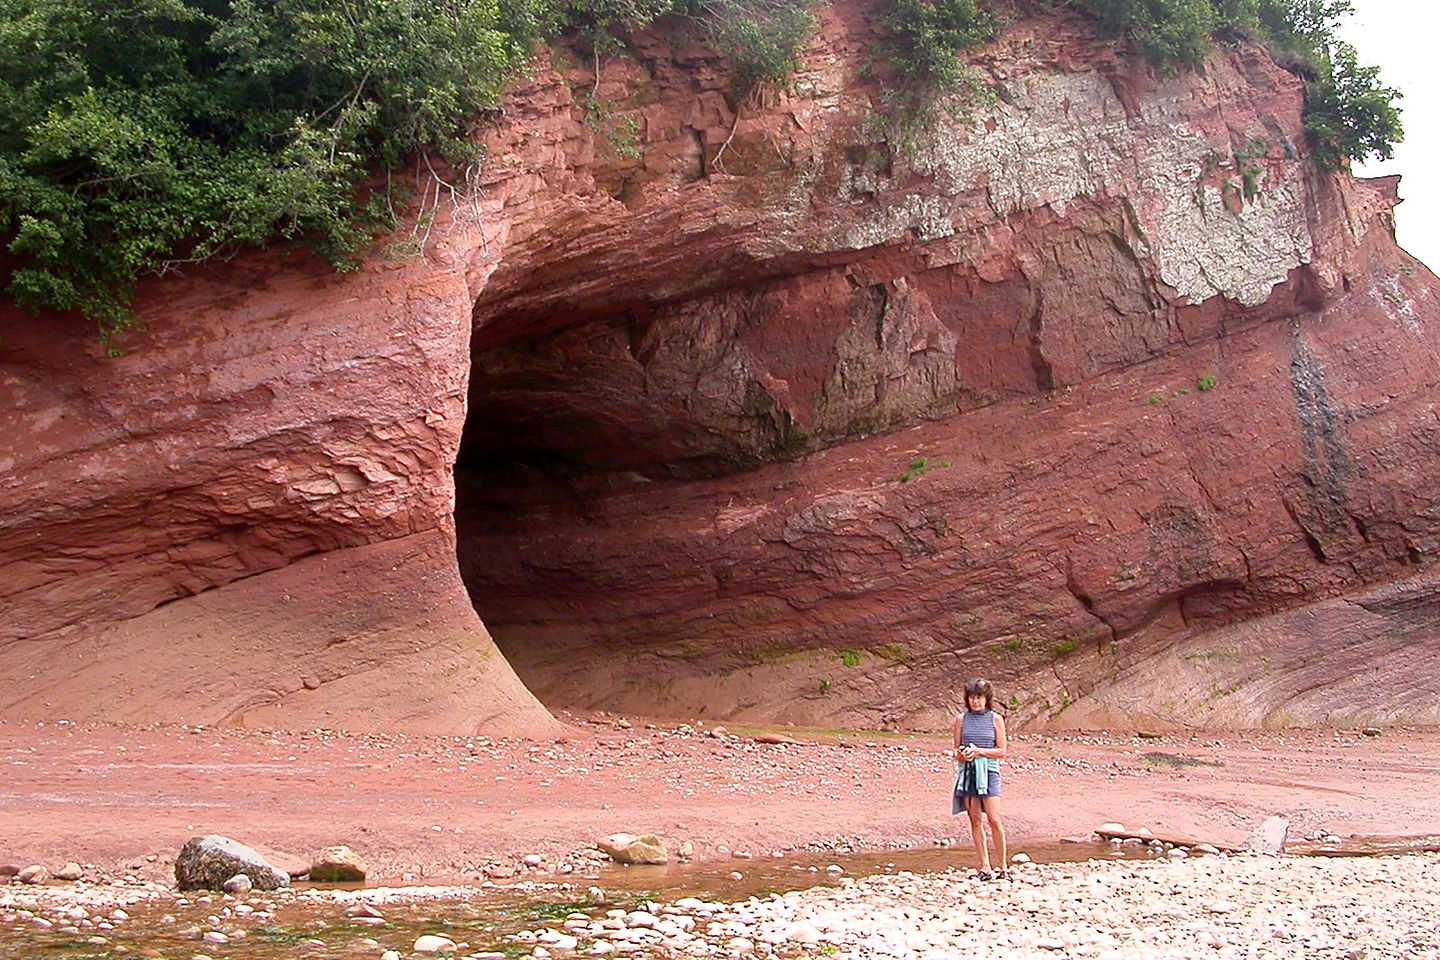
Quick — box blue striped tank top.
[960,709,997,749]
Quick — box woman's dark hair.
[964,678,993,711]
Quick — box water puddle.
[589,839,1153,900]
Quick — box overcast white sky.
[1340,0,1438,269]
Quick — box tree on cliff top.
[0,0,822,334]
[0,0,530,335]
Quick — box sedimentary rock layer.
[2,0,1436,732]
[456,7,1440,729]
[0,232,559,736]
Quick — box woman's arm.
[983,713,1007,759]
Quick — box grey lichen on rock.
[174,834,291,891]
[833,61,1312,310]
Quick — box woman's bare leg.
[983,796,1007,868]
[964,796,991,872]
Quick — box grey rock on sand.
[174,835,290,891]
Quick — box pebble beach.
[5,851,1438,959]
[658,852,1440,959]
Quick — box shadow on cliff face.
[450,247,1440,733]
[447,194,1440,732]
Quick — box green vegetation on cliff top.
[1073,0,1401,170]
[0,0,1401,333]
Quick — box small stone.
[414,934,459,952]
[1361,727,1382,737]
[1011,852,1032,863]
[1037,938,1067,950]
[345,903,385,919]
[784,923,823,944]
[1208,901,1237,914]
[523,854,544,867]
[596,834,667,865]
[54,862,84,881]
[202,931,229,944]
[222,874,252,894]
[1245,816,1289,855]
[17,865,48,884]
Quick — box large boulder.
[174,835,291,891]
[309,844,368,882]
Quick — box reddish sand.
[3,715,1437,884]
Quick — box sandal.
[972,870,993,881]
[994,870,1010,880]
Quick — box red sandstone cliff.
[2,1,1437,733]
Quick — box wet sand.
[2,716,1438,885]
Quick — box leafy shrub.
[875,0,996,93]
[1071,0,1217,74]
[0,0,818,333]
[1302,41,1402,169]
[1,0,534,333]
[695,0,821,97]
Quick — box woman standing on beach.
[953,678,1008,880]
